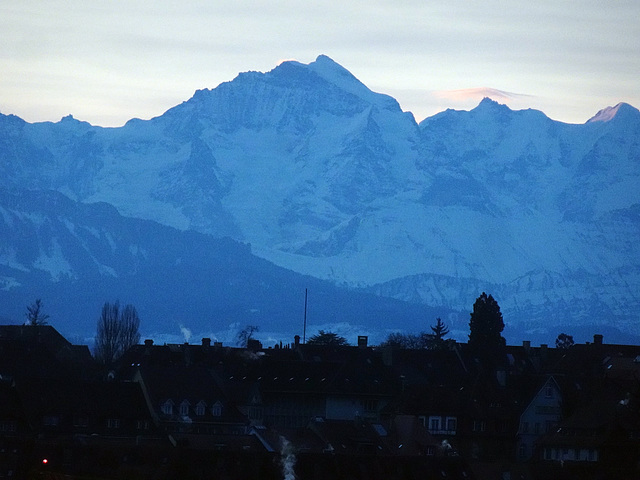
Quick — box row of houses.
[0,325,639,479]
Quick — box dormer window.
[545,384,554,398]
[180,400,190,417]
[196,401,206,416]
[161,400,174,415]
[212,401,223,417]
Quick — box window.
[521,421,529,433]
[0,421,16,432]
[446,417,457,432]
[534,422,540,434]
[472,420,486,432]
[497,420,508,433]
[429,416,441,432]
[106,418,121,429]
[545,384,553,398]
[73,415,89,428]
[519,443,527,458]
[361,399,377,413]
[137,420,150,430]
[161,400,174,415]
[43,415,60,426]
[180,400,190,416]
[196,401,206,416]
[212,402,223,417]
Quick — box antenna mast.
[303,288,308,344]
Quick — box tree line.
[21,292,576,366]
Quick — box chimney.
[202,337,211,347]
[382,345,393,367]
[522,340,531,351]
[247,338,262,352]
[593,334,603,345]
[294,335,300,347]
[357,336,368,348]
[539,344,548,360]
[144,338,153,356]
[213,341,223,348]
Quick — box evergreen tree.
[431,317,449,340]
[555,333,575,349]
[430,317,453,350]
[306,330,349,346]
[468,292,505,354]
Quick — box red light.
[42,458,48,464]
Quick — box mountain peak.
[308,54,357,80]
[475,97,511,111]
[305,55,399,110]
[586,102,639,123]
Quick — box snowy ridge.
[1,55,639,341]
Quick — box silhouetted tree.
[555,333,575,349]
[236,325,259,347]
[25,299,49,326]
[381,331,432,349]
[430,317,455,350]
[94,301,140,364]
[119,304,141,351]
[468,292,505,360]
[306,330,349,346]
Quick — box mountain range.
[1,55,639,345]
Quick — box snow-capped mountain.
[1,55,639,343]
[0,189,446,343]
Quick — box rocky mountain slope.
[1,55,638,343]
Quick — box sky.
[1,0,639,127]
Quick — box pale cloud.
[434,87,534,103]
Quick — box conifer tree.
[468,292,505,354]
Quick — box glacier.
[1,55,639,344]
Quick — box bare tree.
[381,331,432,349]
[120,304,141,353]
[236,325,259,347]
[94,301,140,364]
[25,299,49,326]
